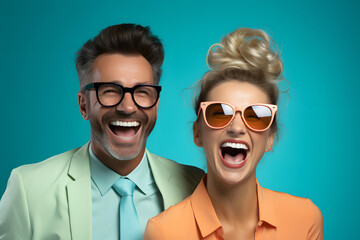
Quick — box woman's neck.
[206,173,259,237]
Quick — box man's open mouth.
[220,141,249,167]
[109,120,141,138]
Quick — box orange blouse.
[144,176,323,240]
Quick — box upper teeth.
[221,142,248,150]
[110,121,140,127]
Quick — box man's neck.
[92,145,146,176]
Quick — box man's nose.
[227,112,246,136]
[116,92,137,114]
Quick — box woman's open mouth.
[109,120,141,139]
[219,141,249,168]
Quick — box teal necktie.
[113,178,141,240]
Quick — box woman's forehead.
[206,80,271,105]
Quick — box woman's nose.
[227,112,246,136]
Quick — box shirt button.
[258,221,263,227]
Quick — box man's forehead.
[91,53,154,86]
[93,53,150,65]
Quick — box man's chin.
[111,152,142,161]
[91,131,147,162]
[105,142,146,161]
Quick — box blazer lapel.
[66,143,92,240]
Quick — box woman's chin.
[215,167,249,186]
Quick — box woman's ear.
[265,131,275,152]
[193,121,203,147]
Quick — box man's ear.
[193,121,203,147]
[78,91,89,120]
[265,131,275,152]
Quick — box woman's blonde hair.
[194,28,284,133]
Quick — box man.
[0,24,204,240]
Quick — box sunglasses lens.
[244,105,272,130]
[205,103,234,128]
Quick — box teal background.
[1,0,359,238]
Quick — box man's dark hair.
[76,23,164,89]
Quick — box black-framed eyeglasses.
[84,82,161,109]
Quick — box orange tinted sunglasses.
[198,101,277,132]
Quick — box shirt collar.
[256,179,278,227]
[190,175,223,238]
[125,151,155,195]
[89,144,154,196]
[190,175,278,238]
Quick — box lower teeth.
[225,159,244,165]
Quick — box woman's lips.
[219,140,249,169]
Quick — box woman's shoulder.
[154,196,193,222]
[262,187,321,213]
[260,186,323,235]
[145,196,199,240]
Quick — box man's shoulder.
[16,147,82,177]
[147,151,204,182]
[146,151,205,208]
[5,144,90,204]
[13,143,91,188]
[0,145,90,240]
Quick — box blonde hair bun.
[207,28,283,82]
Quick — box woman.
[144,28,324,239]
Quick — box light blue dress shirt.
[89,146,163,240]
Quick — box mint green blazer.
[0,142,204,240]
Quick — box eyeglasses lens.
[243,106,272,130]
[98,84,122,106]
[205,103,234,128]
[133,86,159,108]
[97,84,158,108]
